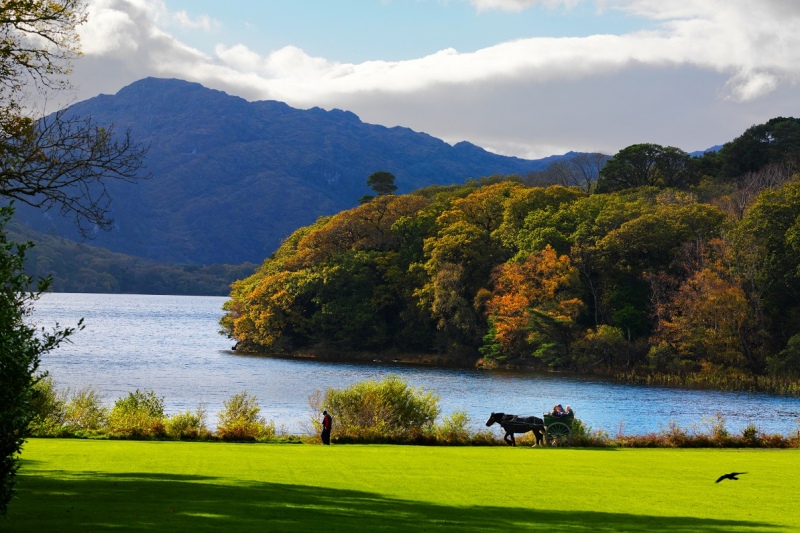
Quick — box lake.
[32,293,800,436]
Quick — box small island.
[223,119,800,396]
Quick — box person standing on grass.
[321,410,332,445]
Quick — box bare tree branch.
[0,109,149,234]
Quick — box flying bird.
[716,472,747,483]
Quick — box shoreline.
[229,346,800,397]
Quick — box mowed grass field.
[5,439,800,532]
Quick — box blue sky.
[158,1,650,63]
[72,1,800,158]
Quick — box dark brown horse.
[486,412,544,446]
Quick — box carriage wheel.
[546,422,572,447]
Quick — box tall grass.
[615,370,800,396]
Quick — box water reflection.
[33,293,800,435]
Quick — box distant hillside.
[690,145,723,157]
[7,221,257,295]
[13,77,567,265]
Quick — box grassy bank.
[6,439,800,531]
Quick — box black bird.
[716,472,747,483]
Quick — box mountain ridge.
[13,77,572,264]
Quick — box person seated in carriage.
[565,405,573,416]
[551,404,565,417]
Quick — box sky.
[68,0,800,159]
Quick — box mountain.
[6,220,257,295]
[13,77,565,265]
[690,145,723,157]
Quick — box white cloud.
[470,0,582,12]
[724,70,779,102]
[73,0,800,157]
[172,10,220,32]
[80,2,142,55]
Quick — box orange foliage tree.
[483,245,583,366]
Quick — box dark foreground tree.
[0,206,80,515]
[596,143,694,192]
[0,0,146,514]
[716,117,800,179]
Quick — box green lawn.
[5,439,800,531]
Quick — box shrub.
[434,411,472,445]
[767,334,800,377]
[706,413,729,445]
[64,387,107,433]
[216,392,275,441]
[314,375,440,443]
[107,389,166,438]
[569,418,612,447]
[28,376,67,436]
[741,424,760,446]
[166,406,210,440]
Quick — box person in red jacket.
[321,410,332,445]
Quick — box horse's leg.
[504,432,515,446]
[510,432,516,447]
[533,428,543,446]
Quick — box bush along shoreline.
[28,376,800,448]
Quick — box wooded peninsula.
[222,117,800,394]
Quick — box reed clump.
[615,371,800,397]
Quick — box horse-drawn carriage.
[486,411,575,447]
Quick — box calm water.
[31,293,800,436]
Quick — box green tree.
[596,144,695,192]
[0,1,146,513]
[366,170,398,197]
[767,334,800,377]
[716,117,800,179]
[735,178,800,348]
[0,206,80,515]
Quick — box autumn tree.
[483,245,583,367]
[223,194,434,352]
[287,194,428,268]
[648,268,754,375]
[416,183,523,350]
[595,200,725,340]
[495,185,582,249]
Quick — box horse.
[485,412,544,446]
